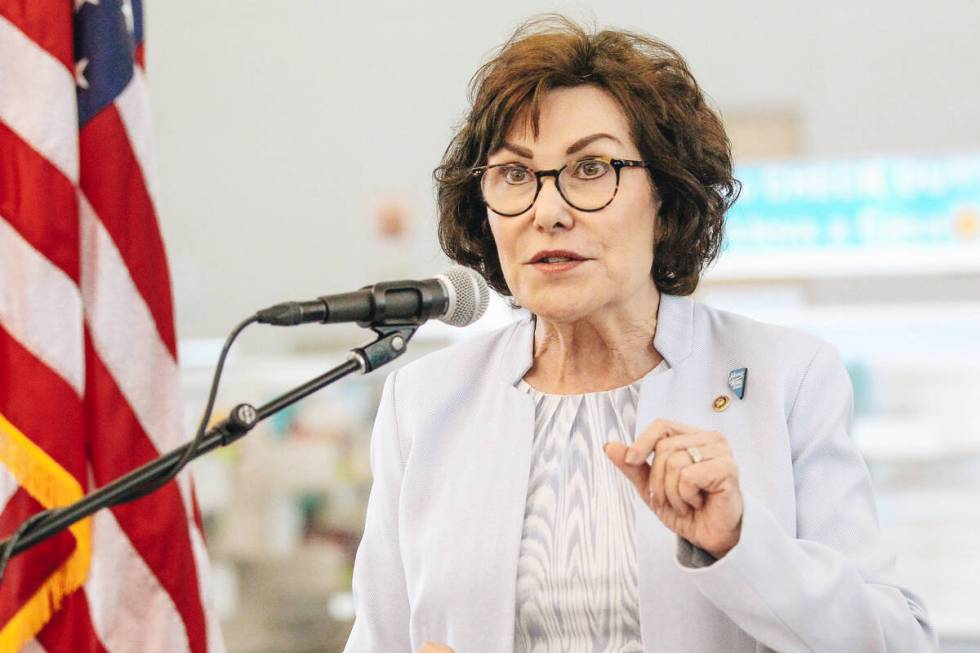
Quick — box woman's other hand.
[417,642,455,652]
[605,419,743,559]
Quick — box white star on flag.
[74,0,99,11]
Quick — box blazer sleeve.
[344,370,413,653]
[675,342,939,653]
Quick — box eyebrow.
[499,142,534,158]
[565,133,623,154]
[498,133,624,160]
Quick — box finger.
[650,433,726,507]
[661,442,730,514]
[662,449,697,514]
[677,463,708,509]
[678,473,706,509]
[626,418,698,465]
[679,457,739,495]
[604,442,652,499]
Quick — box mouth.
[527,250,590,264]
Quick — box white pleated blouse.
[512,362,665,653]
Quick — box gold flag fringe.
[0,411,92,652]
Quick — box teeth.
[542,257,573,263]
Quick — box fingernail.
[625,449,641,464]
[602,442,610,453]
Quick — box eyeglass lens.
[480,159,619,215]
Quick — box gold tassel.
[0,411,92,652]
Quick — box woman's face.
[487,84,661,324]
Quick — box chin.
[522,292,597,323]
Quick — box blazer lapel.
[434,318,536,652]
[634,295,741,651]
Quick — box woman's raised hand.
[605,418,743,559]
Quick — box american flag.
[0,1,223,651]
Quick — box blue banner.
[725,155,980,254]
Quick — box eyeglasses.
[471,156,651,217]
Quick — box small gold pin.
[712,395,731,412]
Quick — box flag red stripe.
[0,489,76,626]
[85,335,207,653]
[0,120,79,282]
[135,42,145,69]
[0,0,73,71]
[0,324,86,483]
[79,105,177,357]
[36,588,110,653]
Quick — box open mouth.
[529,250,589,264]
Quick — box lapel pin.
[712,395,730,412]
[728,367,747,400]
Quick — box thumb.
[603,441,650,495]
[418,642,455,653]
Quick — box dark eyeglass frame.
[471,157,651,217]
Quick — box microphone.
[256,266,490,328]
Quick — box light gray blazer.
[344,293,938,653]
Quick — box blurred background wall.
[147,0,980,342]
[142,2,980,651]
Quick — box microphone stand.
[0,324,417,566]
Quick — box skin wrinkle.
[530,316,660,393]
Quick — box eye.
[500,165,533,185]
[572,158,610,180]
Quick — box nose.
[531,175,574,232]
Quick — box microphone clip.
[348,325,418,373]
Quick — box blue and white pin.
[714,367,748,412]
[728,367,748,400]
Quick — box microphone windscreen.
[439,266,490,327]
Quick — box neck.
[524,288,663,394]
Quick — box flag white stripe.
[0,16,79,184]
[0,464,20,517]
[190,526,227,653]
[78,194,196,514]
[19,638,49,653]
[114,71,161,205]
[0,214,85,396]
[84,509,191,653]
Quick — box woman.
[344,16,937,653]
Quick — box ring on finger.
[686,445,704,464]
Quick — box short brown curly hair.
[434,15,739,297]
